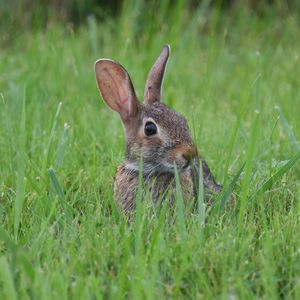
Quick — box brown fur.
[114,162,194,212]
[95,45,222,213]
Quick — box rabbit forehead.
[141,102,193,144]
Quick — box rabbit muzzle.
[165,144,197,170]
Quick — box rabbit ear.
[144,45,170,105]
[95,59,139,122]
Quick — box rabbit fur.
[95,45,222,212]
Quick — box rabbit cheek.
[141,137,163,158]
[128,143,142,159]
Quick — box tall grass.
[0,1,300,298]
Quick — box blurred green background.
[1,0,300,44]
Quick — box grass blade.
[275,106,300,152]
[0,227,17,252]
[197,158,205,227]
[0,256,18,300]
[18,254,35,282]
[238,54,261,227]
[48,167,65,199]
[48,167,72,219]
[174,163,186,239]
[256,151,300,195]
[219,162,245,213]
[298,183,300,217]
[147,199,169,256]
[134,157,144,255]
[43,102,62,171]
[54,122,70,169]
[13,87,26,240]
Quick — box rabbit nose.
[182,145,197,161]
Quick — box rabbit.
[94,45,222,212]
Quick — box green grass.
[1,2,300,299]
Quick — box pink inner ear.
[95,59,139,120]
[100,67,129,114]
[104,68,123,101]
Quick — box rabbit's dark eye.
[144,121,157,136]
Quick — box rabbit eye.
[144,121,157,136]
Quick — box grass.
[1,2,300,299]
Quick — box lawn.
[0,2,300,299]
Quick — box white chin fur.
[125,161,187,175]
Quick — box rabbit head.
[95,45,197,175]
